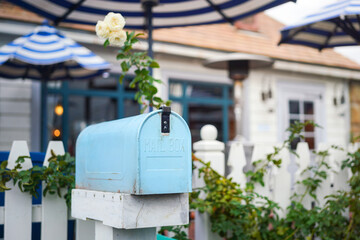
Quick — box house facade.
[0,2,360,152]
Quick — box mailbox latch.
[161,106,171,135]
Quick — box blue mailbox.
[76,107,192,195]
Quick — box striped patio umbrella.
[8,0,296,57]
[279,0,360,50]
[0,21,110,81]
[0,21,110,151]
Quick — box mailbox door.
[138,111,192,194]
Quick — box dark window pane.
[88,97,117,123]
[47,95,63,141]
[68,76,117,90]
[305,137,315,149]
[124,99,140,117]
[304,123,315,132]
[189,104,223,143]
[304,101,314,115]
[228,86,234,99]
[290,137,301,150]
[289,100,300,114]
[290,119,300,126]
[188,84,223,98]
[67,96,117,154]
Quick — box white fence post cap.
[194,125,224,151]
[200,124,217,140]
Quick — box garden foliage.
[166,121,360,240]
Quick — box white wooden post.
[272,147,291,217]
[294,142,312,209]
[227,141,247,187]
[4,141,33,240]
[41,141,67,240]
[251,144,274,199]
[193,125,225,174]
[76,220,95,240]
[193,125,224,240]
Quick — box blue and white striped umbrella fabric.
[0,22,110,81]
[9,0,295,29]
[280,0,360,50]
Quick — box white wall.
[246,68,350,145]
[0,79,32,150]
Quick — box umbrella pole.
[41,82,48,152]
[143,0,158,112]
[143,0,158,65]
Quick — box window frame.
[277,81,325,149]
[169,79,233,142]
[43,74,138,151]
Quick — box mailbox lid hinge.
[160,106,171,135]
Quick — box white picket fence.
[1,140,95,240]
[3,127,358,240]
[193,125,357,239]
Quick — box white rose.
[104,12,125,31]
[108,30,127,47]
[95,20,110,39]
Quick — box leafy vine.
[0,151,75,208]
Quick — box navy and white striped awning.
[0,22,110,81]
[280,0,360,50]
[9,0,295,29]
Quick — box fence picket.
[294,142,312,209]
[252,144,274,199]
[41,141,67,240]
[329,146,349,192]
[316,143,332,207]
[273,147,291,216]
[227,142,246,187]
[4,141,32,240]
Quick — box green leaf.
[149,61,160,68]
[121,61,129,72]
[116,53,127,60]
[103,39,110,48]
[135,33,144,38]
[1,161,7,169]
[119,75,125,84]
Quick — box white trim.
[161,69,232,85]
[274,60,360,81]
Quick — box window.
[169,80,234,143]
[278,82,324,150]
[288,100,316,149]
[44,75,140,153]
